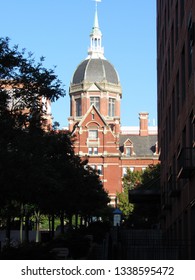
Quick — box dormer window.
[123,139,135,156]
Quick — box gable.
[87,83,101,92]
[79,105,107,128]
[124,138,133,146]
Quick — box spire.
[87,0,105,59]
[94,5,99,29]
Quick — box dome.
[72,58,120,85]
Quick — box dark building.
[157,0,195,259]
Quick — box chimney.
[139,112,149,136]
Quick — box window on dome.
[90,97,100,111]
[109,98,115,117]
[75,98,81,116]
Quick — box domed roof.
[72,58,120,85]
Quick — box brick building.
[157,0,195,258]
[67,3,159,206]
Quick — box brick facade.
[67,3,159,206]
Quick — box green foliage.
[117,188,134,218]
[128,164,161,228]
[117,169,143,219]
[141,163,160,188]
[118,165,160,223]
[123,169,143,190]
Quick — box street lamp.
[113,208,122,227]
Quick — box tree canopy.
[0,37,110,243]
[118,164,161,228]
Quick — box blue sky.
[1,0,157,128]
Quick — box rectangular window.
[126,147,131,156]
[75,98,81,116]
[168,105,172,141]
[182,126,186,148]
[88,130,98,139]
[88,147,93,155]
[188,18,194,79]
[109,98,115,117]
[175,1,178,45]
[176,71,180,116]
[171,24,174,67]
[168,45,170,82]
[189,111,195,147]
[180,0,184,24]
[181,46,186,102]
[122,167,127,176]
[88,147,98,155]
[172,87,176,135]
[93,147,98,155]
[90,97,100,111]
[97,165,103,175]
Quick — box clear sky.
[1,0,157,128]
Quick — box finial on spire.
[94,0,102,5]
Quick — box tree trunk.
[75,213,78,229]
[80,216,83,227]
[19,203,24,243]
[84,216,88,227]
[24,214,29,242]
[48,215,51,232]
[69,214,73,229]
[51,214,55,238]
[60,212,64,234]
[35,210,40,242]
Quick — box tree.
[0,37,111,246]
[131,164,161,228]
[0,37,65,243]
[117,169,142,219]
[78,166,110,223]
[142,164,160,186]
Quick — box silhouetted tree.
[0,37,65,243]
[130,164,161,228]
[0,37,110,245]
